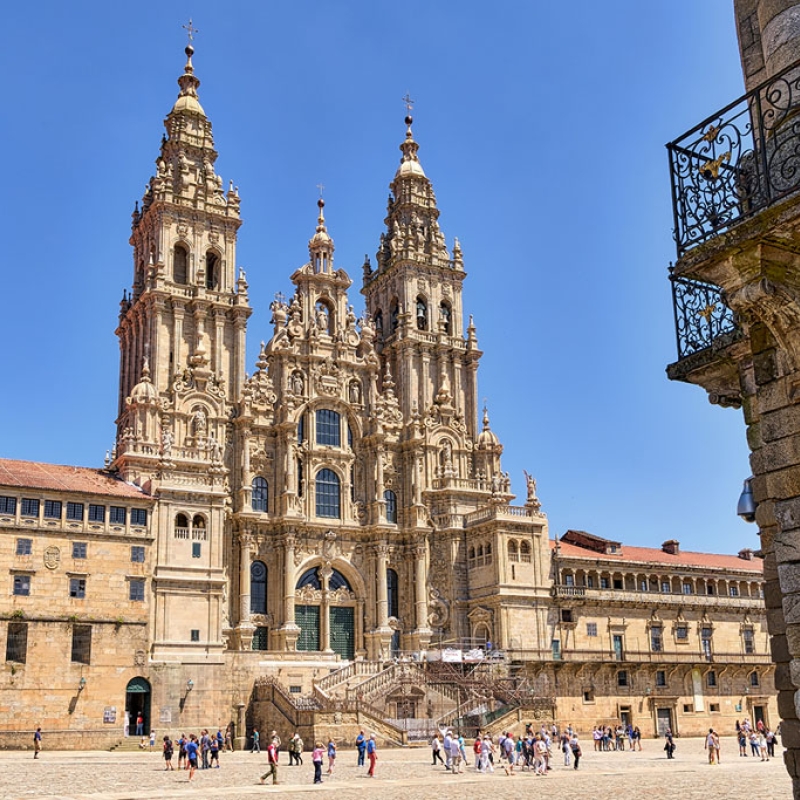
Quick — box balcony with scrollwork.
[663,59,800,390]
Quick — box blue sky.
[0,2,758,555]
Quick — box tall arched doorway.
[125,677,151,737]
[295,566,356,660]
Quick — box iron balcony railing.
[668,57,800,256]
[670,271,739,359]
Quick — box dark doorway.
[656,707,673,736]
[753,705,765,728]
[125,676,151,737]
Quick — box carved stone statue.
[292,372,304,396]
[193,408,207,437]
[160,428,174,458]
[349,381,361,404]
[316,305,329,333]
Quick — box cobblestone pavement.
[0,736,790,800]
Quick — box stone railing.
[315,661,381,695]
[464,505,544,526]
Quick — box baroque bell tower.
[113,37,251,664]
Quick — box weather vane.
[316,183,325,198]
[402,93,415,113]
[183,18,199,44]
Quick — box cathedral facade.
[0,43,777,748]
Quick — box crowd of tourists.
[591,724,643,751]
[430,724,583,775]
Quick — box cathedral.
[0,41,776,748]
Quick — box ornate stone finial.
[402,92,415,132]
[482,403,491,431]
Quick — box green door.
[329,606,355,660]
[296,606,320,652]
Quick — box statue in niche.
[346,305,356,331]
[316,305,329,333]
[349,381,361,404]
[161,428,174,458]
[491,472,501,495]
[441,439,453,467]
[292,372,304,396]
[192,408,207,437]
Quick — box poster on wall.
[160,707,172,724]
[103,707,117,724]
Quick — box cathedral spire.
[308,197,335,274]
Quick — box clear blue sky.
[0,2,758,555]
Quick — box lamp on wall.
[186,679,194,692]
[737,478,756,523]
[180,679,194,712]
[78,677,86,691]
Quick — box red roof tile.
[551,538,763,574]
[0,458,150,500]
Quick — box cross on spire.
[402,93,415,113]
[316,183,325,198]
[182,18,199,44]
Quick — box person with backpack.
[162,735,175,770]
[355,729,366,767]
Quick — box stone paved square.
[0,736,790,800]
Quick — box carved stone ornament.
[43,546,61,570]
[296,585,321,603]
[329,586,356,603]
[312,358,341,396]
[321,529,338,561]
[428,585,450,628]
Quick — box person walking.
[163,735,175,770]
[367,733,378,777]
[431,733,444,766]
[224,724,234,752]
[209,732,220,768]
[312,741,324,783]
[33,727,42,759]
[561,730,571,766]
[570,733,582,770]
[260,736,279,785]
[356,729,366,767]
[326,738,336,775]
[294,732,304,766]
[705,729,717,764]
[185,734,199,781]
[135,713,144,737]
[252,728,260,754]
[177,734,187,769]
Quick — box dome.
[129,362,157,403]
[171,93,206,116]
[476,406,499,448]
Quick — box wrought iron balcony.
[670,272,739,359]
[668,57,800,257]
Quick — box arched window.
[316,469,341,518]
[173,244,188,285]
[374,310,383,338]
[520,540,531,563]
[296,567,351,591]
[192,514,206,530]
[390,299,399,333]
[174,513,189,539]
[384,490,397,524]
[297,412,305,444]
[297,567,321,590]
[251,477,268,513]
[416,297,428,331]
[750,670,760,687]
[508,540,519,562]
[297,457,304,497]
[440,301,452,334]
[387,568,399,618]
[252,627,268,651]
[205,251,219,290]
[250,560,267,614]
[316,409,341,447]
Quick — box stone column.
[236,529,255,650]
[320,565,332,653]
[414,544,429,632]
[278,535,300,651]
[376,545,389,629]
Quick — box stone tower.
[667,2,800,794]
[113,43,251,663]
